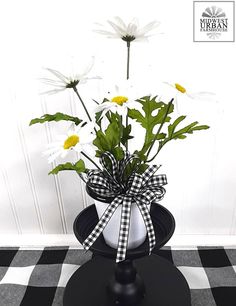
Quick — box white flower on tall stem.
[41,57,99,122]
[94,80,141,117]
[40,58,97,95]
[95,17,161,79]
[95,17,160,42]
[44,123,95,164]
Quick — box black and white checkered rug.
[0,246,235,306]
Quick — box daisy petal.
[41,59,96,96]
[43,147,61,155]
[40,88,66,95]
[45,68,69,83]
[47,150,62,163]
[95,17,161,42]
[113,16,127,29]
[107,20,127,37]
[187,92,216,100]
[40,80,65,88]
[60,150,69,158]
[93,29,120,38]
[94,101,113,113]
[137,21,160,36]
[79,57,95,77]
[127,22,138,36]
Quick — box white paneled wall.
[0,0,236,243]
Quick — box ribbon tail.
[83,197,122,251]
[116,198,132,263]
[136,201,156,254]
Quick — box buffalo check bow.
[83,152,167,262]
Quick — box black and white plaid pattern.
[116,195,132,262]
[86,171,120,197]
[100,152,119,180]
[83,195,122,250]
[0,247,92,306]
[135,199,156,254]
[1,246,236,306]
[84,152,167,262]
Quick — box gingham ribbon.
[83,152,167,262]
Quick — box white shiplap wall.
[0,0,236,244]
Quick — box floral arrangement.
[30,17,210,262]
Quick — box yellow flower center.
[63,135,79,150]
[111,96,128,106]
[175,83,186,94]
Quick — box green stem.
[125,41,131,150]
[126,41,130,80]
[146,99,174,160]
[119,114,123,148]
[73,87,92,122]
[147,139,170,163]
[81,152,101,170]
[125,115,128,151]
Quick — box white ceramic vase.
[94,199,148,249]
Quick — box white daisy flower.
[162,82,216,113]
[95,17,160,43]
[40,57,99,95]
[165,82,215,100]
[94,80,141,117]
[44,123,95,163]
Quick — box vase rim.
[86,184,115,203]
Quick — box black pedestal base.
[63,254,191,306]
[107,259,146,305]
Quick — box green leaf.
[49,160,86,175]
[113,147,125,160]
[175,135,187,139]
[128,109,145,125]
[129,97,168,130]
[168,115,186,137]
[93,120,123,159]
[156,133,166,140]
[136,163,149,174]
[30,112,82,126]
[121,157,141,183]
[134,150,146,162]
[103,121,121,149]
[93,131,110,152]
[165,121,210,142]
[172,121,199,138]
[95,150,102,158]
[95,111,103,128]
[191,125,210,131]
[121,124,133,145]
[128,96,174,155]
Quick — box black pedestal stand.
[107,259,145,305]
[63,204,191,306]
